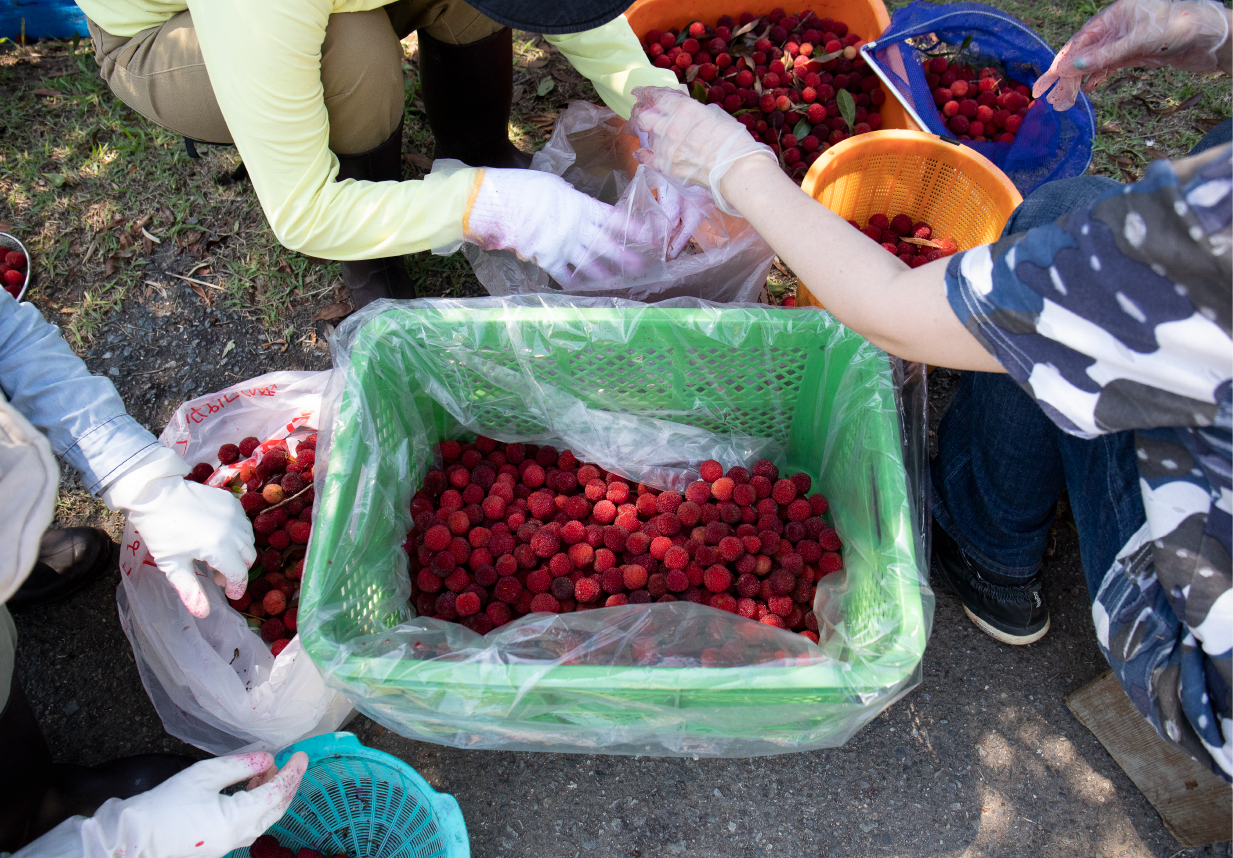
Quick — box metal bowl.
[0,233,32,302]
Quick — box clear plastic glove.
[628,86,778,216]
[16,752,308,858]
[1034,0,1231,110]
[465,169,653,284]
[101,445,256,618]
[647,175,711,259]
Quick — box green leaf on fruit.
[686,64,700,83]
[837,89,856,131]
[536,77,555,97]
[692,80,708,102]
[902,236,941,248]
[814,49,843,63]
[676,25,699,46]
[793,118,812,139]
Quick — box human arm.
[0,292,157,491]
[1034,0,1232,111]
[719,157,1005,370]
[12,752,307,858]
[627,87,1002,370]
[182,0,480,260]
[545,15,685,118]
[0,292,254,616]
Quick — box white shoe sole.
[963,605,1050,645]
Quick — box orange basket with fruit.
[795,128,1021,308]
[624,0,919,183]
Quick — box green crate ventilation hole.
[432,342,810,446]
[244,755,448,858]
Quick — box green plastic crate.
[300,301,929,756]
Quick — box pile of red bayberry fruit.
[404,438,841,644]
[184,433,318,655]
[1,248,28,298]
[641,8,887,180]
[847,212,959,268]
[926,56,1034,143]
[250,835,346,858]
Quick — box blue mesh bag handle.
[860,0,1095,196]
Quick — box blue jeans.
[930,119,1231,595]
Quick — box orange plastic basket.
[795,130,1022,308]
[623,0,918,134]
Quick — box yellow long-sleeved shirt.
[77,0,679,259]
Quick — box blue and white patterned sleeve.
[944,144,1232,440]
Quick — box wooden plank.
[1067,670,1232,847]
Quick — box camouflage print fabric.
[944,144,1232,781]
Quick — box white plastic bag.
[436,101,776,303]
[115,371,352,755]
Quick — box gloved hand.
[628,86,778,216]
[1034,0,1231,110]
[647,175,711,259]
[101,445,256,618]
[17,752,308,858]
[464,169,649,284]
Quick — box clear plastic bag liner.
[864,1,1095,196]
[115,372,353,755]
[433,102,776,303]
[302,296,933,756]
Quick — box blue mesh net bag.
[0,0,89,39]
[861,0,1095,196]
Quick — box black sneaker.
[931,521,1049,645]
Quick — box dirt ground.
[3,4,1232,857]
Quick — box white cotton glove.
[1034,0,1231,110]
[464,169,651,285]
[102,445,256,618]
[628,86,778,216]
[15,752,308,858]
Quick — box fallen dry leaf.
[405,151,434,171]
[1145,147,1169,161]
[31,87,59,97]
[1133,92,1202,117]
[311,302,352,321]
[103,254,120,276]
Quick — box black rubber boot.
[335,121,418,309]
[418,28,533,169]
[8,528,115,611]
[0,678,53,852]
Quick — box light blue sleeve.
[0,292,157,493]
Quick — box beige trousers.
[86,0,503,154]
